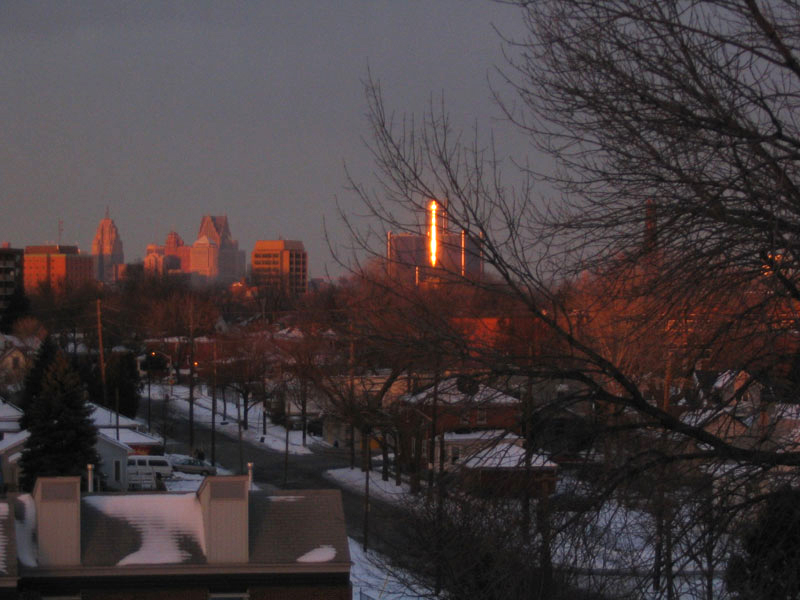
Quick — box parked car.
[170,455,218,476]
[127,455,173,490]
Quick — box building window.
[476,409,487,425]
[114,460,121,482]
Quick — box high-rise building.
[386,200,482,285]
[194,215,245,283]
[23,245,94,294]
[0,244,23,311]
[143,216,245,284]
[251,240,308,296]
[91,209,124,283]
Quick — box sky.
[0,1,527,279]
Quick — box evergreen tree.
[19,353,99,492]
[0,288,29,334]
[727,486,800,599]
[79,351,141,418]
[20,336,58,412]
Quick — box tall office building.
[193,215,245,283]
[23,245,94,294]
[251,240,308,296]
[386,200,482,285]
[0,244,23,311]
[91,209,124,283]
[143,216,245,283]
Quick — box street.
[145,397,414,558]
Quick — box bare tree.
[341,1,800,598]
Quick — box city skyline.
[0,2,526,280]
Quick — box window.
[476,409,487,425]
[114,460,121,482]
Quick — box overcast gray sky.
[0,1,525,278]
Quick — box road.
[144,397,413,557]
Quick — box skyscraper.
[91,209,124,283]
[251,240,308,296]
[386,200,482,285]
[143,216,245,284]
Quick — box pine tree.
[19,353,99,492]
[19,336,58,412]
[727,486,800,599]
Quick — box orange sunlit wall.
[23,245,94,293]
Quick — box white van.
[127,455,173,490]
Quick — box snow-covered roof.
[404,378,519,406]
[0,401,22,422]
[97,427,161,447]
[443,429,511,442]
[12,486,351,572]
[461,444,556,470]
[0,430,29,454]
[89,403,140,429]
[85,493,205,565]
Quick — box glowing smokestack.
[429,200,438,267]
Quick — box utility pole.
[211,341,217,466]
[147,353,153,432]
[188,296,196,450]
[96,299,108,410]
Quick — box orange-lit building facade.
[250,240,308,295]
[91,210,125,283]
[143,215,245,283]
[386,200,482,285]
[23,245,94,294]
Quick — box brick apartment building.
[23,245,94,294]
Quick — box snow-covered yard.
[147,382,313,455]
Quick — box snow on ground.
[324,467,412,506]
[149,383,313,455]
[349,537,430,600]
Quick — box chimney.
[32,477,81,566]
[196,476,249,563]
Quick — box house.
[457,441,558,498]
[0,400,162,492]
[402,376,521,432]
[6,476,351,599]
